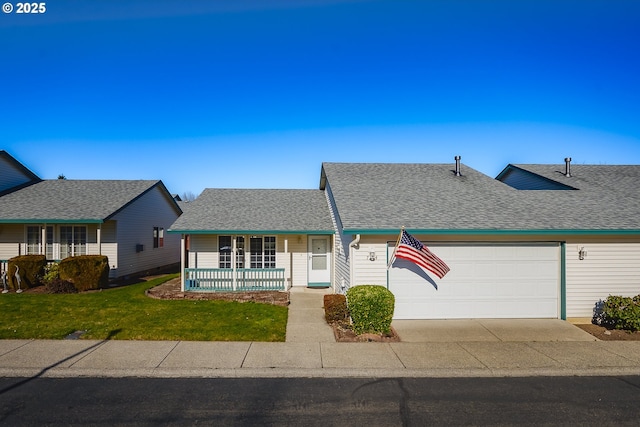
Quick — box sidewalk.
[1,287,640,379]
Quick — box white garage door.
[388,243,560,319]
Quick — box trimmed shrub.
[59,255,110,291]
[346,285,395,335]
[7,255,46,290]
[595,295,640,331]
[324,294,349,324]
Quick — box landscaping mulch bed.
[145,277,290,307]
[575,323,640,341]
[331,322,401,343]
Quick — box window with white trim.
[219,236,245,269]
[26,226,41,255]
[59,226,87,258]
[45,226,54,259]
[219,236,231,268]
[153,227,164,248]
[250,236,276,269]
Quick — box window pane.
[46,226,54,260]
[74,226,87,256]
[153,227,159,248]
[236,236,245,269]
[26,226,41,255]
[250,237,262,268]
[219,236,231,268]
[312,255,327,270]
[264,236,276,268]
[60,226,72,259]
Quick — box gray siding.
[111,185,181,277]
[0,156,33,193]
[499,168,574,190]
[324,181,350,293]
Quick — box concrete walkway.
[2,287,640,379]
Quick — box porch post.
[40,226,46,256]
[97,224,102,255]
[180,234,186,292]
[284,238,289,290]
[232,236,237,291]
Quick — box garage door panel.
[389,244,559,319]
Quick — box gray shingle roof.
[168,189,334,233]
[321,162,640,233]
[501,164,640,231]
[0,180,166,222]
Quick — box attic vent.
[564,157,572,178]
[454,155,462,176]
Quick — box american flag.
[393,229,450,279]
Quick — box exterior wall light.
[578,246,587,260]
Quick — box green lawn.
[0,274,288,341]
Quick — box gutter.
[347,234,361,291]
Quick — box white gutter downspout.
[348,234,361,291]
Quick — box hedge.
[59,255,110,291]
[7,255,46,290]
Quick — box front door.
[308,236,331,288]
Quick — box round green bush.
[346,285,395,335]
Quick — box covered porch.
[166,188,336,293]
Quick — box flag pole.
[387,226,405,269]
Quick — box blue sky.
[2,0,639,197]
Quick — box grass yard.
[0,274,288,341]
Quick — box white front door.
[308,236,331,287]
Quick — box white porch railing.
[184,268,286,291]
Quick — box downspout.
[348,234,361,291]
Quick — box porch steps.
[286,287,335,343]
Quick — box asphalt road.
[1,376,640,425]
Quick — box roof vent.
[454,155,462,176]
[564,157,572,178]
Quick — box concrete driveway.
[391,319,597,342]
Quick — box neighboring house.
[0,150,41,196]
[321,159,640,320]
[0,151,182,279]
[168,188,334,292]
[496,161,640,319]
